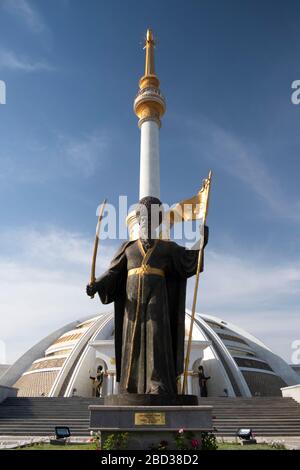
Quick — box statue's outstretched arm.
[86,242,128,303]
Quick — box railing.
[135,87,165,101]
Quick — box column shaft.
[139,120,160,199]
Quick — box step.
[1,396,300,438]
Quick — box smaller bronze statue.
[198,365,210,397]
[95,365,104,397]
[90,365,105,397]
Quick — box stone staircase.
[0,397,102,437]
[199,397,300,436]
[0,396,300,437]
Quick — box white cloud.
[0,49,53,72]
[200,250,300,308]
[186,249,300,361]
[2,0,46,33]
[188,116,300,221]
[0,227,117,363]
[62,131,109,177]
[0,130,109,187]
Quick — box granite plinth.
[89,404,213,450]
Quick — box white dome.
[1,311,298,398]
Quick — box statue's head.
[136,196,163,240]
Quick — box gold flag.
[166,171,212,226]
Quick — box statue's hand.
[86,283,98,297]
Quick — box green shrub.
[102,432,129,450]
[200,432,218,450]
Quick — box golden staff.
[182,171,212,394]
[90,199,107,299]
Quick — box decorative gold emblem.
[134,412,166,426]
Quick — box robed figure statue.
[86,197,209,396]
[198,365,211,397]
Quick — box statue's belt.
[128,266,165,277]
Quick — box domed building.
[1,311,298,398]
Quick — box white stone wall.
[281,384,300,403]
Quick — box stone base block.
[89,404,213,450]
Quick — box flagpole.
[182,172,212,395]
[90,199,107,299]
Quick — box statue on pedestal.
[197,365,211,397]
[90,365,105,397]
[86,197,209,397]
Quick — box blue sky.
[0,0,299,364]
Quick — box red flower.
[191,439,199,449]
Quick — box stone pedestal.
[89,404,213,450]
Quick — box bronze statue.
[95,365,104,397]
[198,365,210,397]
[90,365,105,397]
[86,197,209,396]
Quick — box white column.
[139,119,160,199]
[112,373,116,394]
[106,374,112,395]
[114,379,119,395]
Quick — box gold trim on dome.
[52,332,83,345]
[28,358,66,371]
